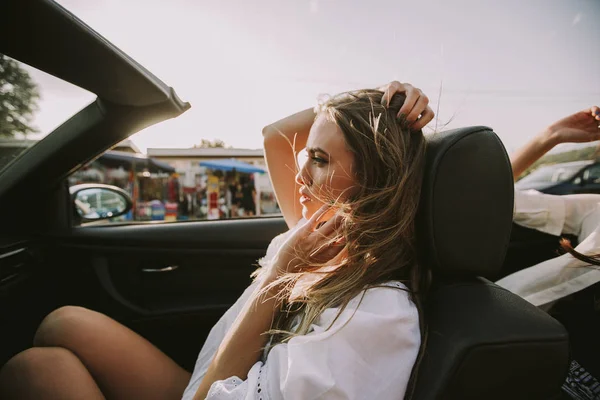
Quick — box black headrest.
[416,126,514,279]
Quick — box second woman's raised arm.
[511,106,600,181]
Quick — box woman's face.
[296,114,358,220]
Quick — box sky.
[20,0,600,155]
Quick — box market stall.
[198,158,269,218]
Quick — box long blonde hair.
[254,89,429,348]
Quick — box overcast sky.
[21,0,600,155]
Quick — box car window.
[583,165,600,184]
[68,142,279,223]
[0,54,95,174]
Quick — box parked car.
[516,160,600,195]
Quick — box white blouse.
[496,189,600,307]
[181,227,421,400]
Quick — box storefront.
[199,158,271,219]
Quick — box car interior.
[0,0,581,399]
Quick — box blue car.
[516,160,600,195]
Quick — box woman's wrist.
[511,128,560,180]
[536,127,560,150]
[262,254,294,286]
[256,272,285,304]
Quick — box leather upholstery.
[410,279,570,400]
[416,126,514,280]
[410,127,570,400]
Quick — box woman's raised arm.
[263,108,315,229]
[511,106,600,181]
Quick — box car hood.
[514,181,558,191]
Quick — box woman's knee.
[2,347,72,376]
[34,305,98,348]
[0,348,73,394]
[0,347,104,400]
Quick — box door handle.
[141,265,179,273]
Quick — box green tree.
[194,139,229,148]
[0,54,40,137]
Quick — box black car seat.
[410,126,570,400]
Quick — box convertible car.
[0,1,576,399]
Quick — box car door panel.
[40,217,289,371]
[92,248,260,315]
[0,239,45,365]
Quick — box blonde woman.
[184,81,433,400]
[0,81,433,400]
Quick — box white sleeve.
[513,189,600,239]
[513,189,566,236]
[560,194,600,239]
[497,222,600,307]
[206,284,421,400]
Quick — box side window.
[68,136,281,223]
[583,165,600,184]
[0,54,94,174]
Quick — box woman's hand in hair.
[266,205,345,283]
[545,106,600,146]
[378,81,435,130]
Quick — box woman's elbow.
[263,127,282,149]
[262,124,274,138]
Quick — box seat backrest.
[410,127,570,400]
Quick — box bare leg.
[0,347,105,400]
[32,306,191,400]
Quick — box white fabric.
[182,226,296,399]
[182,224,421,400]
[496,189,600,307]
[512,189,567,236]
